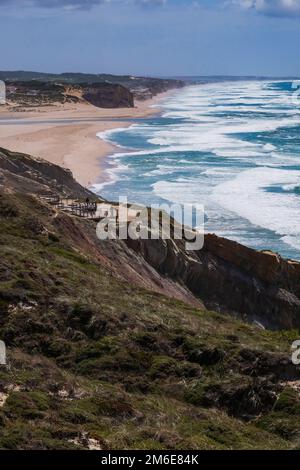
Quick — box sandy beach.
[0,92,171,188]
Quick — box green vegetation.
[0,190,299,450]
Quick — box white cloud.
[234,0,300,16]
[137,0,166,4]
[0,0,106,9]
[0,0,167,9]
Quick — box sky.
[1,0,300,76]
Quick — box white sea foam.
[90,154,131,193]
[282,183,300,191]
[211,167,300,248]
[97,79,300,257]
[97,127,134,143]
[281,236,300,251]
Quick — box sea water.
[92,80,300,261]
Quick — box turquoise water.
[92,80,300,260]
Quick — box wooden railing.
[40,195,118,221]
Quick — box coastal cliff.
[128,234,300,330]
[0,148,300,450]
[82,83,134,108]
[5,80,134,109]
[0,147,95,199]
[2,72,184,109]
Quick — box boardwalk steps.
[40,195,119,221]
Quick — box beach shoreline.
[0,90,174,188]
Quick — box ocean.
[92,80,300,261]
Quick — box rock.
[68,432,105,451]
[237,348,300,382]
[82,83,134,108]
[0,147,94,199]
[201,380,279,421]
[127,232,300,330]
[192,347,225,366]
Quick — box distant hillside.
[5,80,134,109]
[0,71,185,101]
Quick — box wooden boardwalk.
[40,195,119,221]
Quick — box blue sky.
[1,0,300,76]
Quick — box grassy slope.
[0,191,299,450]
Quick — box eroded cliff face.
[126,234,300,330]
[1,71,185,103]
[0,147,95,199]
[82,83,134,108]
[51,212,300,330]
[5,80,134,109]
